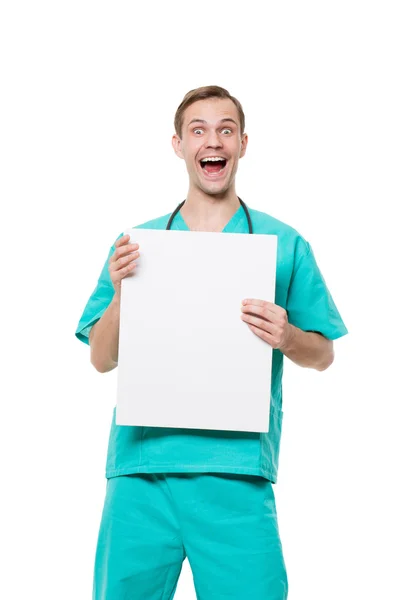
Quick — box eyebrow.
[187,118,238,127]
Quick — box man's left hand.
[240,298,294,350]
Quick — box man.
[76,85,348,599]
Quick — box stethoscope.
[166,196,253,234]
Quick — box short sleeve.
[75,233,123,345]
[286,241,348,340]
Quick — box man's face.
[172,98,248,196]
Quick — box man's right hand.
[89,234,140,372]
[109,234,140,298]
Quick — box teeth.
[200,157,226,162]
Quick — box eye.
[222,128,232,134]
[193,128,204,134]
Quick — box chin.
[202,187,228,197]
[199,180,231,196]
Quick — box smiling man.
[172,95,248,234]
[76,85,348,600]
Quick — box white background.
[1,1,399,598]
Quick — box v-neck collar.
[172,202,247,234]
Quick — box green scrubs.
[75,203,348,483]
[94,473,288,599]
[76,203,348,599]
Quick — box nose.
[205,129,223,148]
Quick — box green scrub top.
[75,203,348,483]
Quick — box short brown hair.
[174,85,245,139]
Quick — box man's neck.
[180,188,240,232]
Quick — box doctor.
[76,85,348,600]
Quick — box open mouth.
[199,158,227,176]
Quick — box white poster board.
[116,228,277,433]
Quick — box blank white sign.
[116,228,277,433]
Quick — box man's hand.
[240,298,334,370]
[240,299,294,350]
[109,234,141,300]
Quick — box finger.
[114,234,140,254]
[111,251,140,272]
[241,303,276,322]
[247,323,274,344]
[242,299,280,315]
[241,312,278,334]
[110,241,140,264]
[109,259,137,285]
[115,234,130,247]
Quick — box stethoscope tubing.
[166,197,253,234]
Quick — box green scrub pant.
[93,473,288,599]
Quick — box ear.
[239,133,249,159]
[172,134,184,159]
